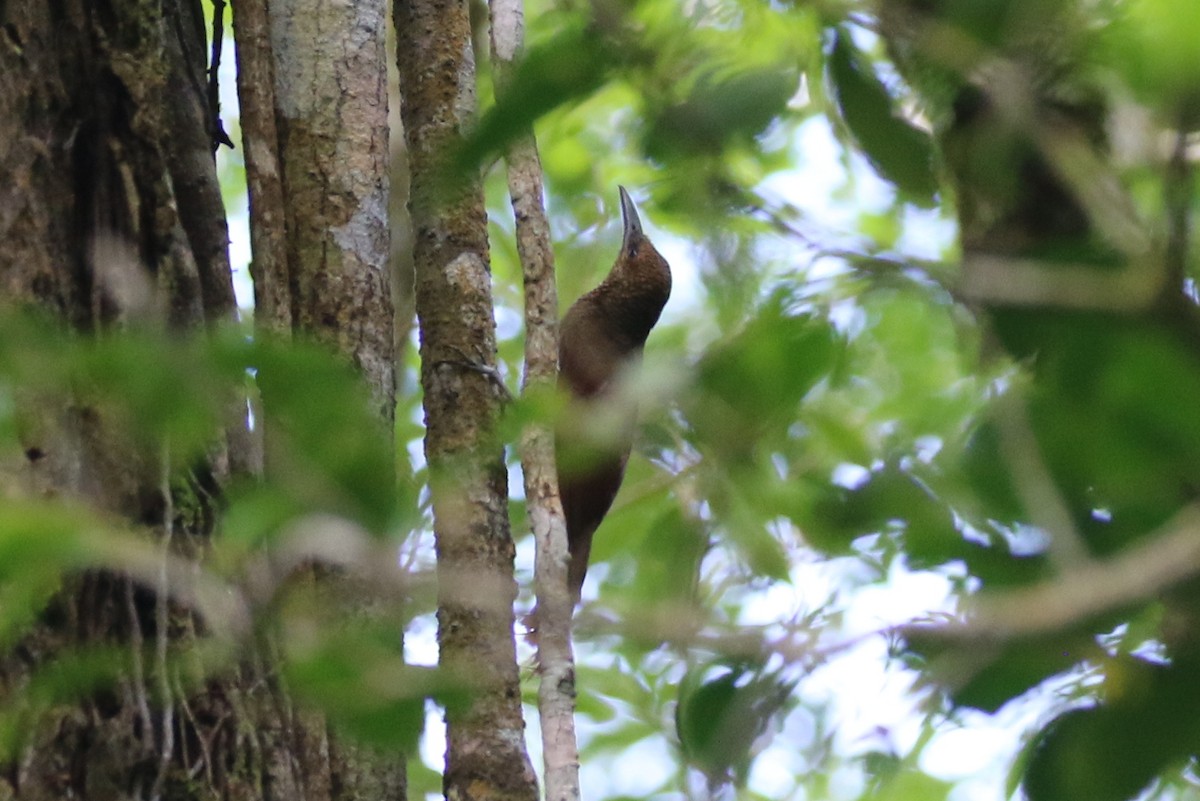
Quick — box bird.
[556,186,672,604]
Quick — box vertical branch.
[206,0,234,151]
[229,0,292,336]
[125,577,154,751]
[488,1,580,800]
[150,445,175,801]
[395,0,539,797]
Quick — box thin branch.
[150,447,176,801]
[959,252,1165,311]
[125,577,155,752]
[206,0,234,151]
[1035,116,1153,262]
[431,344,515,402]
[488,0,580,798]
[994,391,1091,570]
[903,504,1200,643]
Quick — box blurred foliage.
[471,0,1200,799]
[7,0,1200,800]
[827,29,937,206]
[0,313,433,763]
[675,658,796,789]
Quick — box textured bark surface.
[489,2,581,798]
[395,0,539,797]
[506,137,580,801]
[232,0,292,337]
[0,1,249,798]
[268,0,395,421]
[0,0,401,797]
[0,0,231,332]
[240,0,405,796]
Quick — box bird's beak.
[618,186,643,253]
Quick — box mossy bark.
[0,0,399,797]
[395,0,539,797]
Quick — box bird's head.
[607,186,672,316]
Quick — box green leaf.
[0,570,62,650]
[0,648,126,761]
[828,30,937,205]
[993,310,1200,556]
[457,25,615,171]
[643,69,796,159]
[949,637,1090,713]
[958,421,1025,525]
[1107,0,1200,128]
[676,661,795,788]
[245,338,398,536]
[728,507,791,581]
[689,298,838,465]
[0,502,88,577]
[217,482,306,556]
[1024,658,1200,801]
[873,770,953,801]
[282,613,447,752]
[1024,706,1158,801]
[801,464,959,564]
[627,505,707,607]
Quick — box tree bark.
[238,0,404,795]
[488,2,581,798]
[232,0,292,337]
[0,0,401,797]
[394,0,539,798]
[0,1,246,797]
[267,0,395,420]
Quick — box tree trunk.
[243,0,404,794]
[1,0,240,795]
[0,0,401,797]
[394,0,539,797]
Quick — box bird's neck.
[592,266,668,345]
[593,242,671,339]
[591,286,664,347]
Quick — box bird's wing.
[558,307,626,398]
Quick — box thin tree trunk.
[394,0,540,797]
[487,1,581,798]
[232,0,292,337]
[266,0,395,421]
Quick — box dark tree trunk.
[0,0,400,798]
[1,0,241,795]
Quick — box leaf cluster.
[0,312,441,760]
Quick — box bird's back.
[554,187,670,604]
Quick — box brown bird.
[557,186,672,603]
